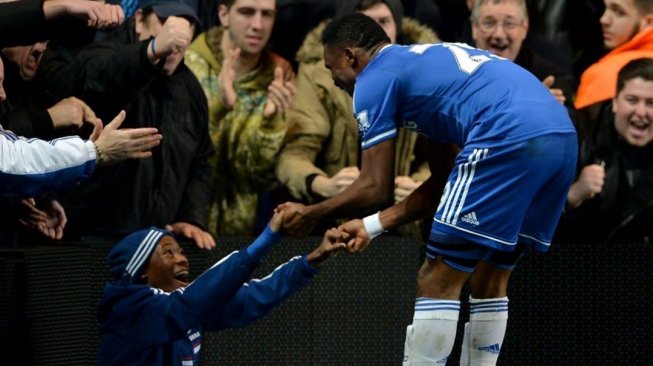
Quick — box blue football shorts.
[427,132,577,270]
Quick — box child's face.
[142,236,190,292]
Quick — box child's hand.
[269,208,285,233]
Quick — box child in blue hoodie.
[97,209,346,366]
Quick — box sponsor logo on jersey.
[461,211,480,225]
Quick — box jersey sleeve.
[203,256,317,331]
[353,70,401,150]
[0,130,96,197]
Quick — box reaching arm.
[280,138,396,236]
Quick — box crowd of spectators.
[0,0,650,245]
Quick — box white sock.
[402,297,460,365]
[460,322,471,366]
[466,296,509,366]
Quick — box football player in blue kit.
[278,13,578,365]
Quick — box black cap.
[139,0,200,25]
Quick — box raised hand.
[151,16,193,58]
[92,110,162,166]
[263,66,296,118]
[166,222,216,250]
[47,96,102,137]
[567,163,605,208]
[43,0,124,28]
[217,47,239,109]
[542,75,566,105]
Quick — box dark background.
[1,237,651,365]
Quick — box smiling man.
[98,210,346,366]
[558,57,653,244]
[470,0,574,105]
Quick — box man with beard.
[576,0,653,116]
[184,0,297,236]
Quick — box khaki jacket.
[185,26,294,236]
[277,18,439,201]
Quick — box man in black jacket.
[556,58,653,244]
[39,0,217,249]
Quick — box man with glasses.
[470,0,575,106]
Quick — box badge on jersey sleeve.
[356,110,371,133]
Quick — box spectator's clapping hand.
[217,47,239,109]
[567,163,605,208]
[263,66,296,118]
[337,219,371,254]
[306,228,347,267]
[47,96,102,136]
[43,0,124,28]
[166,222,216,250]
[276,201,317,237]
[394,176,422,203]
[542,75,566,105]
[19,198,67,240]
[151,16,193,58]
[92,110,162,165]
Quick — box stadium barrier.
[1,237,651,365]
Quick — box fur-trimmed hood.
[295,17,440,65]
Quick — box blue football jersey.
[352,43,576,149]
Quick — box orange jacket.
[575,28,653,109]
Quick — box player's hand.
[47,97,102,136]
[394,176,422,203]
[276,201,318,237]
[166,222,216,250]
[338,218,371,253]
[263,67,296,118]
[567,163,605,208]
[93,110,163,165]
[312,167,359,198]
[542,75,566,105]
[217,47,239,109]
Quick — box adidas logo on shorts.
[461,211,480,225]
[478,343,501,354]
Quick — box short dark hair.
[219,0,236,8]
[633,0,653,15]
[322,13,390,52]
[616,58,653,94]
